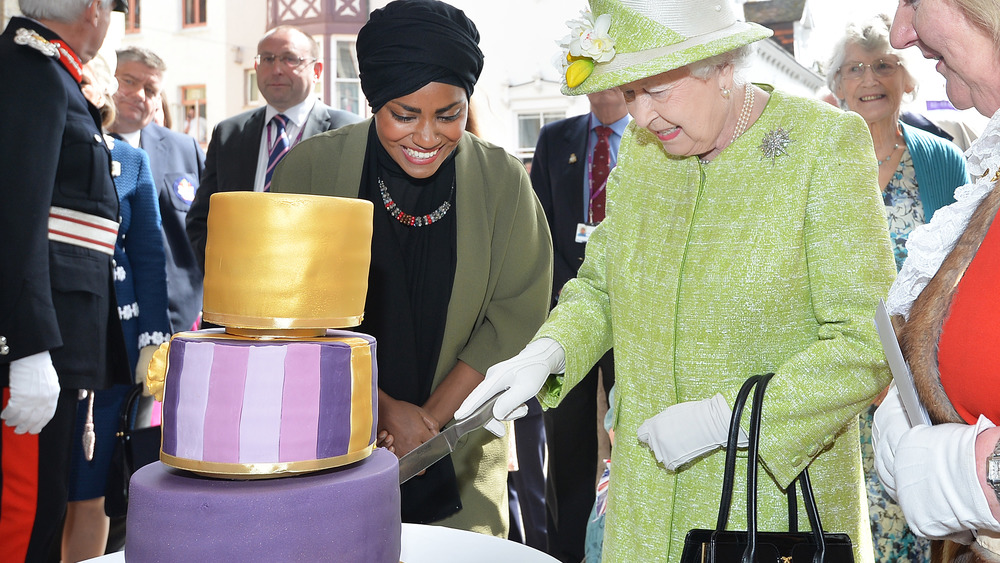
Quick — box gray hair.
[116,45,168,74]
[826,14,918,108]
[19,0,113,22]
[688,44,755,81]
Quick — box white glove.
[454,338,565,438]
[2,351,60,434]
[872,384,909,499]
[893,415,1000,542]
[637,393,747,471]
[136,345,158,394]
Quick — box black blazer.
[0,17,128,389]
[529,114,591,307]
[139,123,206,333]
[186,103,362,270]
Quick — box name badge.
[576,222,597,243]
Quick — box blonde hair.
[953,0,1000,48]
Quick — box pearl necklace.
[878,143,900,166]
[700,83,756,165]
[730,82,755,146]
[378,177,454,227]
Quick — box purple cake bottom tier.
[125,447,401,563]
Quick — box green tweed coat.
[271,120,553,537]
[537,88,894,562]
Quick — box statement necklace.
[378,177,454,227]
[878,143,900,166]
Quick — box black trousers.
[544,350,614,563]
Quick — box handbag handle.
[714,374,829,563]
[116,383,145,437]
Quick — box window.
[334,41,363,116]
[245,69,260,105]
[517,111,564,157]
[183,0,206,27]
[125,0,140,33]
[181,85,208,145]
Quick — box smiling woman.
[269,0,553,539]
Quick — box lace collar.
[886,108,1000,319]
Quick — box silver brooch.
[759,126,794,164]
[14,28,58,58]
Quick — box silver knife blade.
[397,393,502,484]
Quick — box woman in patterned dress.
[827,14,969,562]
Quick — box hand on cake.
[376,429,395,453]
[378,392,440,458]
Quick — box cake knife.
[397,393,502,484]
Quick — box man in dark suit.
[529,88,628,563]
[0,1,130,560]
[110,46,206,334]
[186,25,362,270]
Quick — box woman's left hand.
[890,416,1000,541]
[636,394,746,470]
[378,393,440,458]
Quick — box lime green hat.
[560,0,773,95]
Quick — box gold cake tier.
[203,192,373,329]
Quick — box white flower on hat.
[558,10,616,88]
[560,10,616,63]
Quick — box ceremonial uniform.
[0,17,129,561]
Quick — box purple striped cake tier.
[155,328,377,478]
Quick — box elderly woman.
[270,0,552,537]
[828,14,968,272]
[873,1,1000,562]
[457,0,896,561]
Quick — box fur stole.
[895,183,1000,563]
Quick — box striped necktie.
[264,113,290,192]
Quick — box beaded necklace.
[878,143,900,166]
[378,177,454,227]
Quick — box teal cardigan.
[902,121,969,219]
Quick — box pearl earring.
[721,88,731,99]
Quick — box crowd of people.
[3,0,1000,561]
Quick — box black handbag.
[680,373,855,563]
[104,384,161,518]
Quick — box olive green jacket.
[271,120,553,537]
[537,89,895,562]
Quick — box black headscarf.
[357,0,484,113]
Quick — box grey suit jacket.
[186,101,361,270]
[140,122,206,333]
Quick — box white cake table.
[83,523,559,562]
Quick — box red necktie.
[590,126,612,223]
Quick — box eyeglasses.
[838,59,902,80]
[254,54,316,70]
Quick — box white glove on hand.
[872,384,909,499]
[2,351,60,434]
[893,416,1000,542]
[454,338,565,438]
[637,393,747,471]
[136,345,158,394]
